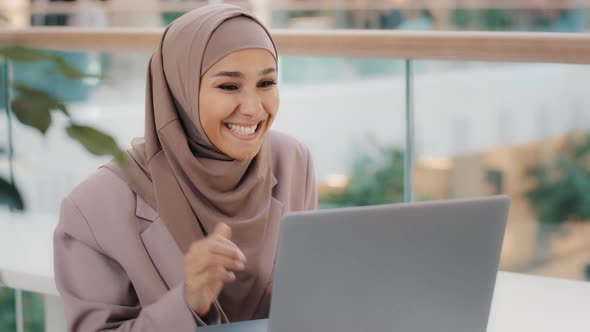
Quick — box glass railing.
[413,60,590,282]
[2,1,589,32]
[1,28,590,331]
[270,4,590,32]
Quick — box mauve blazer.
[53,132,317,331]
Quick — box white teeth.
[227,123,257,136]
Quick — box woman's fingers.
[193,252,245,274]
[209,238,247,262]
[201,265,236,283]
[189,232,246,261]
[187,237,246,269]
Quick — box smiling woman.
[52,4,317,332]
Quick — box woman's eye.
[258,80,277,88]
[218,84,239,91]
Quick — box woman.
[53,4,317,331]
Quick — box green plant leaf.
[0,177,24,211]
[0,46,51,63]
[525,133,590,225]
[320,140,405,208]
[11,84,63,134]
[56,103,70,117]
[0,46,99,80]
[66,124,125,161]
[11,99,52,134]
[52,56,99,80]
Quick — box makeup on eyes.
[216,79,277,91]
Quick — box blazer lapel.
[136,195,185,290]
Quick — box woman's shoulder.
[268,130,311,162]
[268,131,314,189]
[267,131,316,208]
[67,167,135,212]
[57,167,140,255]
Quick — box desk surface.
[1,212,589,331]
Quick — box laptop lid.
[267,196,510,332]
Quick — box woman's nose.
[238,91,264,118]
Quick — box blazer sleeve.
[54,195,201,331]
[304,146,318,210]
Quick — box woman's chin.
[219,142,261,161]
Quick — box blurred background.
[1,0,590,331]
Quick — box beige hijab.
[104,4,281,322]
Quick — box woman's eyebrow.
[260,67,276,75]
[213,71,242,78]
[212,67,276,78]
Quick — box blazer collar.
[135,194,159,222]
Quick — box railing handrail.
[1,28,589,64]
[274,0,590,11]
[0,1,247,15]
[2,0,590,14]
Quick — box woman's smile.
[223,120,265,140]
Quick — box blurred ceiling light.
[418,157,453,171]
[500,229,515,261]
[325,174,350,189]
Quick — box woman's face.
[199,48,279,161]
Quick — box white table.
[488,272,590,331]
[1,211,590,331]
[0,213,58,295]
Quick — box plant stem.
[1,57,14,184]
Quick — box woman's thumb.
[213,222,231,239]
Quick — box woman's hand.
[184,223,246,315]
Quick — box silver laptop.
[201,196,510,332]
